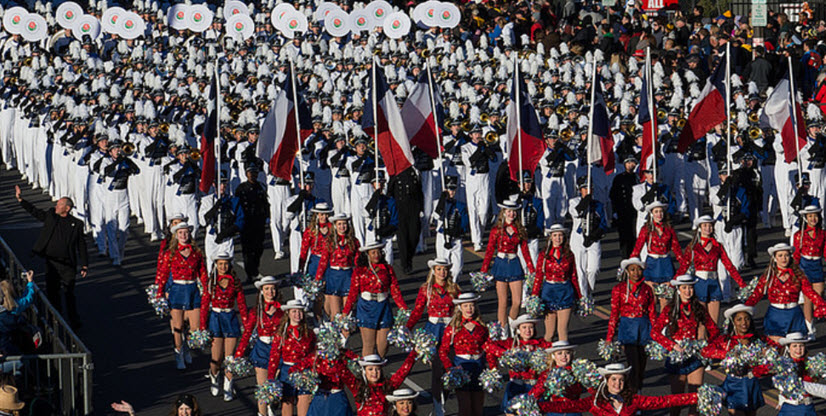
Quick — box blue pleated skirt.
[424,321,448,344]
[664,356,703,375]
[356,298,393,329]
[208,310,241,338]
[278,361,313,397]
[249,338,272,369]
[454,356,485,392]
[764,305,808,336]
[491,256,525,282]
[722,375,764,411]
[617,317,652,346]
[308,390,353,416]
[307,254,321,278]
[501,380,533,413]
[777,402,817,416]
[324,268,352,296]
[167,281,201,310]
[694,277,723,302]
[800,257,824,284]
[644,256,674,283]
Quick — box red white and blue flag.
[362,63,414,176]
[401,70,444,159]
[638,65,657,177]
[760,76,807,163]
[591,74,614,174]
[506,68,545,181]
[257,69,313,182]
[678,54,728,152]
[198,72,219,192]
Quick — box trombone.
[676,118,687,129]
[484,131,499,144]
[122,141,136,156]
[559,128,574,142]
[189,149,202,161]
[748,126,763,139]
[748,110,760,124]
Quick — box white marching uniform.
[418,167,440,253]
[88,149,109,253]
[460,141,491,248]
[266,173,292,258]
[709,185,744,301]
[773,138,798,230]
[538,147,569,228]
[99,155,139,265]
[198,193,235,275]
[568,196,601,297]
[346,154,375,245]
[327,147,352,216]
[684,142,709,226]
[165,160,201,238]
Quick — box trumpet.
[190,149,202,161]
[656,108,667,121]
[159,123,170,134]
[560,128,574,142]
[484,131,499,144]
[556,106,568,117]
[748,126,763,139]
[122,142,136,156]
[461,119,471,132]
[480,113,489,123]
[748,110,760,124]
[676,118,687,129]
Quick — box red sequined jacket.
[539,393,698,415]
[290,349,360,391]
[532,248,580,297]
[675,239,745,287]
[340,350,418,416]
[481,224,535,274]
[299,223,331,268]
[315,235,360,281]
[651,302,719,350]
[267,325,317,379]
[439,318,490,369]
[234,302,283,357]
[199,274,249,329]
[155,245,208,296]
[630,223,683,262]
[530,366,588,401]
[486,338,551,380]
[793,226,826,262]
[744,269,826,317]
[606,280,656,342]
[407,283,458,330]
[343,263,407,314]
[702,335,778,378]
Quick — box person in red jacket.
[267,300,316,416]
[532,224,579,342]
[676,215,747,324]
[605,257,655,392]
[485,314,550,413]
[199,253,248,401]
[297,202,333,277]
[536,363,698,416]
[233,276,283,416]
[529,341,587,416]
[387,388,419,416]
[651,275,719,416]
[288,348,359,416]
[156,213,187,265]
[701,304,774,416]
[631,201,684,309]
[777,332,819,415]
[406,257,460,413]
[155,222,208,370]
[340,351,419,416]
[343,240,408,358]
[481,200,535,329]
[439,292,490,416]
[744,243,826,341]
[792,205,826,335]
[315,213,360,318]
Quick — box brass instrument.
[676,118,687,129]
[461,119,471,132]
[628,124,637,134]
[656,108,667,121]
[484,131,498,144]
[190,149,202,161]
[122,142,136,156]
[730,123,739,136]
[480,113,489,123]
[748,110,759,124]
[159,123,169,134]
[560,128,574,141]
[555,105,568,117]
[748,126,762,139]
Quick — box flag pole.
[425,58,446,191]
[647,47,656,181]
[725,44,732,221]
[289,57,305,190]
[215,64,222,234]
[372,56,380,232]
[789,56,803,188]
[514,52,525,225]
[585,62,597,240]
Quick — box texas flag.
[401,69,443,159]
[257,68,313,182]
[591,74,614,174]
[637,65,657,178]
[362,61,414,176]
[198,71,219,193]
[506,67,545,181]
[677,54,728,152]
[760,76,807,163]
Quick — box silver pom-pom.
[487,321,508,341]
[479,368,504,393]
[697,384,725,416]
[597,340,622,362]
[187,329,212,351]
[224,356,253,378]
[442,366,470,391]
[525,295,545,318]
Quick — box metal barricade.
[0,236,93,415]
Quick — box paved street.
[0,165,823,415]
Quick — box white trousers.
[684,160,709,226]
[715,222,743,301]
[435,232,464,282]
[268,183,291,256]
[465,173,490,247]
[104,189,130,263]
[570,232,601,298]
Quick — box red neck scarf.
[700,237,713,248]
[732,333,754,340]
[777,267,794,277]
[549,246,562,260]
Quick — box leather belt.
[173,279,196,285]
[543,280,566,284]
[695,271,717,280]
[211,307,232,313]
[258,336,274,344]
[331,266,352,270]
[360,292,389,302]
[428,316,451,324]
[496,253,518,260]
[283,361,295,366]
[780,396,812,406]
[456,354,482,360]
[771,302,799,310]
[802,255,822,261]
[647,253,668,259]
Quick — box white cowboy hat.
[214,252,232,261]
[547,340,577,353]
[281,299,309,311]
[310,202,334,213]
[800,205,822,215]
[358,354,388,367]
[498,200,520,210]
[359,240,387,252]
[170,222,194,233]
[546,223,568,235]
[669,274,697,286]
[427,258,452,269]
[510,314,541,329]
[597,362,632,376]
[693,215,715,228]
[386,388,420,402]
[768,243,794,256]
[452,292,481,304]
[723,304,754,320]
[167,213,189,223]
[779,332,810,346]
[330,212,351,222]
[620,257,645,272]
[254,275,280,289]
[645,201,668,213]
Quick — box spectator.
[14,186,87,329]
[0,386,24,416]
[745,46,772,93]
[0,271,36,355]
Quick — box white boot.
[508,317,515,337]
[223,376,234,402]
[174,349,186,370]
[807,320,816,340]
[208,372,220,397]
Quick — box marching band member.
[198,173,243,275]
[267,300,316,416]
[155,222,208,370]
[432,176,469,280]
[315,213,360,318]
[234,276,283,416]
[631,201,684,308]
[165,147,201,238]
[439,293,489,416]
[793,205,826,336]
[99,139,140,266]
[517,171,545,268]
[606,257,655,392]
[347,136,375,245]
[651,275,719,416]
[744,243,826,341]
[568,176,608,298]
[199,254,248,401]
[532,224,579,342]
[343,240,408,358]
[461,124,497,252]
[481,200,535,329]
[676,215,747,323]
[365,171,398,265]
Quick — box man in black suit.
[15,185,88,328]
